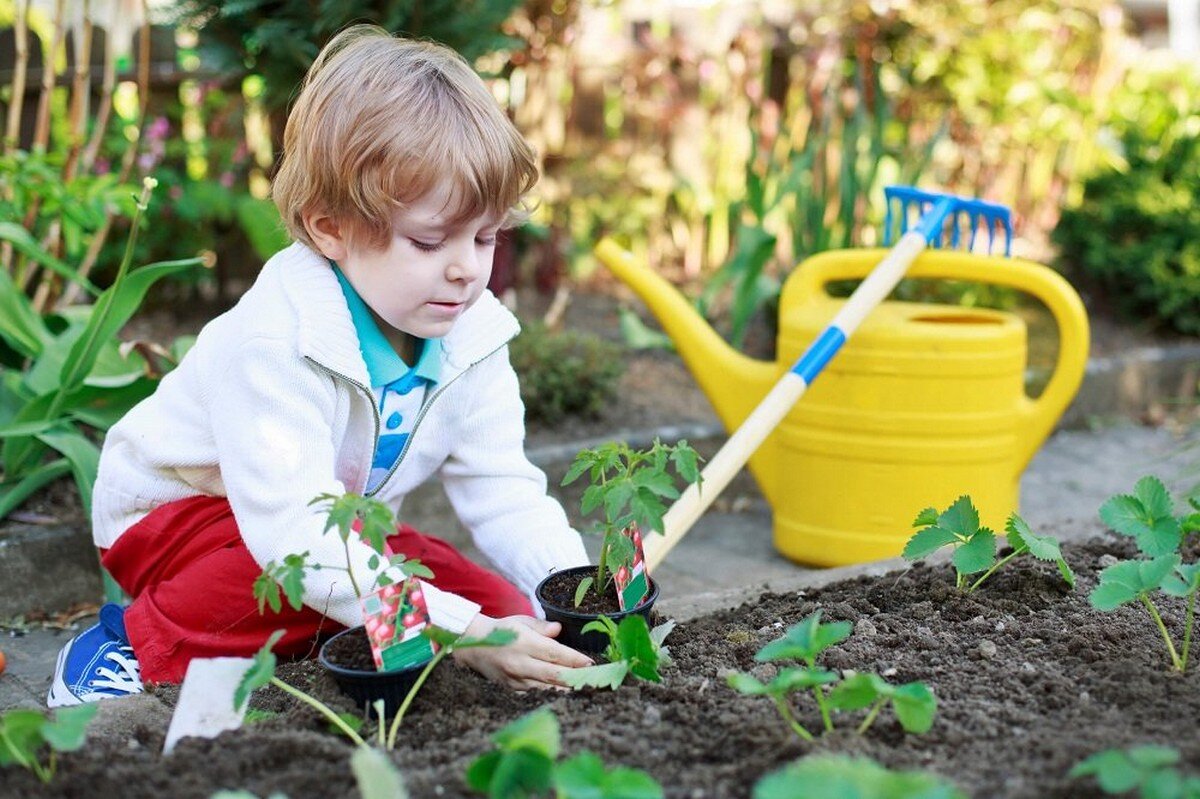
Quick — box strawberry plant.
[1070,745,1200,798]
[903,496,1074,592]
[1089,477,1200,673]
[466,707,663,799]
[559,615,675,690]
[0,704,97,784]
[753,754,966,799]
[727,610,936,742]
[560,439,700,605]
[253,492,433,613]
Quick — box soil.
[538,568,629,616]
[6,534,1199,799]
[322,627,377,672]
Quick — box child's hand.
[453,614,592,690]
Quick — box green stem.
[270,677,366,747]
[341,538,362,600]
[1140,595,1184,672]
[771,695,814,742]
[1180,590,1196,673]
[596,535,608,599]
[386,649,449,750]
[0,728,45,781]
[856,700,884,735]
[968,551,1019,594]
[812,685,833,733]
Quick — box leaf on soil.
[952,529,996,577]
[561,661,629,691]
[903,526,959,560]
[351,746,408,799]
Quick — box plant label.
[361,577,437,671]
[163,657,253,754]
[615,524,650,611]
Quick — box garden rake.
[639,185,1014,570]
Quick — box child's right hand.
[453,613,593,691]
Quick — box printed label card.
[360,577,436,671]
[614,523,650,611]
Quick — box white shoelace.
[91,646,143,694]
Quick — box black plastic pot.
[535,565,660,655]
[317,626,430,715]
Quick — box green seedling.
[727,610,936,742]
[214,747,408,799]
[753,754,966,799]
[1070,745,1200,798]
[560,615,675,690]
[561,439,700,606]
[253,492,433,613]
[1090,477,1200,673]
[0,704,97,784]
[903,496,1074,592]
[235,626,516,751]
[466,707,662,799]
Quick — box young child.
[47,25,594,707]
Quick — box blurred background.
[0,0,1197,522]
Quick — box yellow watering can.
[596,241,1090,567]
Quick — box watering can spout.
[595,239,781,502]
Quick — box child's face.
[337,179,502,344]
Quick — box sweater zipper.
[307,340,508,497]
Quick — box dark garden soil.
[6,534,1199,799]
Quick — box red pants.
[102,495,532,683]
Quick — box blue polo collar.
[332,265,442,388]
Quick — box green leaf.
[0,221,100,299]
[253,570,282,614]
[726,672,769,695]
[629,490,667,535]
[1100,478,1182,557]
[903,526,959,560]
[827,672,884,710]
[35,427,99,514]
[561,661,629,691]
[480,748,555,799]
[891,682,937,734]
[615,615,661,683]
[0,267,50,358]
[1005,514,1075,587]
[911,507,940,527]
[952,529,996,577]
[0,708,46,768]
[351,746,408,799]
[465,751,503,792]
[1070,746,1180,794]
[603,482,635,524]
[555,752,663,799]
[574,577,594,608]
[581,484,606,515]
[1136,476,1175,520]
[1090,555,1182,611]
[670,444,700,484]
[39,704,98,752]
[492,708,561,760]
[753,754,966,799]
[234,630,286,711]
[938,496,980,537]
[561,457,592,487]
[1162,563,1200,598]
[756,611,852,664]
[0,458,72,520]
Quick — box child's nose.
[446,243,483,282]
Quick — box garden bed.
[6,535,1198,798]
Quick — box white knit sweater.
[92,242,589,631]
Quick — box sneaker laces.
[91,645,142,694]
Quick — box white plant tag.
[163,657,253,754]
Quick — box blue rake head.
[883,186,1014,257]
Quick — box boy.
[48,25,593,707]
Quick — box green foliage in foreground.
[559,615,675,690]
[903,496,1074,592]
[1071,745,1200,799]
[466,708,662,799]
[753,754,966,799]
[0,704,97,784]
[510,321,626,426]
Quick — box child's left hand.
[453,613,592,690]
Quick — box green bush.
[509,321,624,426]
[1052,56,1200,336]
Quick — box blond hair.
[272,26,538,251]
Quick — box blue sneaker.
[46,603,143,707]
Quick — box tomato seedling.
[0,704,96,784]
[903,496,1074,592]
[559,615,675,690]
[1070,745,1200,798]
[727,610,936,742]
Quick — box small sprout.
[753,754,966,799]
[561,439,701,606]
[466,708,662,799]
[0,704,98,784]
[728,611,935,742]
[1089,477,1200,673]
[903,497,1073,592]
[560,615,675,690]
[1070,745,1200,798]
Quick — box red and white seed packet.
[614,524,651,611]
[360,577,437,671]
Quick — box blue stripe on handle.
[790,326,847,384]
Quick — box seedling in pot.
[727,610,936,742]
[559,615,676,690]
[753,754,966,799]
[903,496,1074,593]
[1070,745,1200,798]
[0,704,97,784]
[465,707,663,799]
[560,439,701,608]
[1089,476,1200,673]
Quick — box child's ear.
[303,212,349,261]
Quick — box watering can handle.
[792,249,1090,473]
